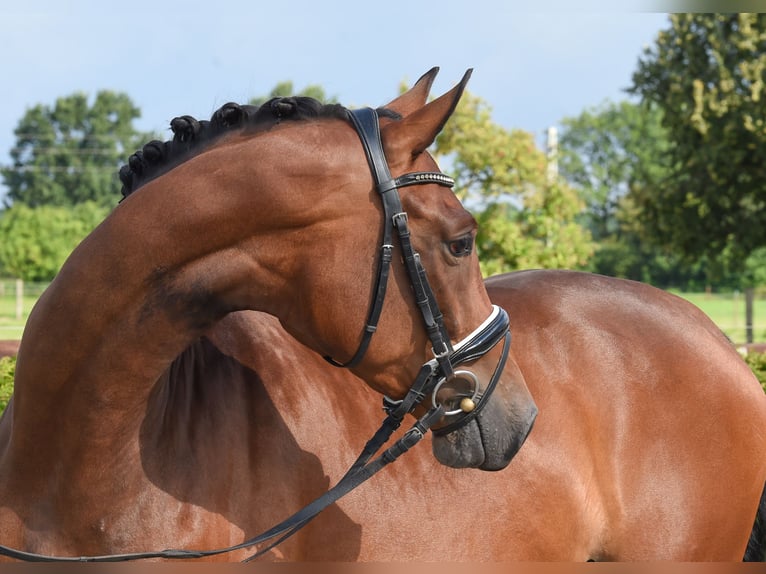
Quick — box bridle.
[334,106,512,435]
[0,107,511,563]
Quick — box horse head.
[113,68,537,471]
[368,69,538,469]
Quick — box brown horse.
[203,292,766,562]
[0,67,535,560]
[0,68,763,561]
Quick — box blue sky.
[1,0,668,200]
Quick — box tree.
[0,202,108,281]
[473,183,594,276]
[630,14,766,275]
[249,82,336,106]
[1,91,149,208]
[434,91,594,276]
[557,100,704,286]
[559,100,669,241]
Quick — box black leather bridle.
[0,107,511,563]
[335,107,512,434]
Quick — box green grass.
[0,280,47,340]
[0,298,36,340]
[1,286,765,419]
[0,281,764,345]
[671,291,766,344]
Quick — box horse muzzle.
[429,305,512,436]
[431,391,538,470]
[382,304,537,470]
[424,305,537,470]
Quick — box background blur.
[2,4,766,351]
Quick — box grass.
[0,280,47,340]
[0,299,35,340]
[671,290,766,344]
[1,281,765,344]
[1,284,765,419]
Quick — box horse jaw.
[431,397,537,471]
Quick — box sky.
[0,0,670,201]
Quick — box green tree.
[0,356,14,414]
[249,81,336,106]
[0,202,108,281]
[2,91,149,208]
[434,91,594,276]
[630,13,766,275]
[559,100,669,241]
[744,247,766,289]
[474,183,594,276]
[557,100,705,286]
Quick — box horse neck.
[204,311,382,443]
[12,134,312,437]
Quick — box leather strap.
[325,108,455,371]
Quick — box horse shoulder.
[485,269,766,560]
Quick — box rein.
[0,108,511,563]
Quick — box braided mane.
[119,97,349,199]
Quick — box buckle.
[382,396,404,416]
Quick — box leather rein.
[0,107,511,563]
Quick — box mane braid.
[118,97,349,199]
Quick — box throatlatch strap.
[323,108,401,368]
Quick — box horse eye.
[447,235,473,257]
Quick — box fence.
[1,280,766,345]
[674,291,766,345]
[0,279,49,340]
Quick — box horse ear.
[383,67,440,117]
[381,69,472,166]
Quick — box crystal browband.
[393,172,455,188]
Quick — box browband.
[394,172,455,189]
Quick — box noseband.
[0,107,511,563]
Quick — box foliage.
[742,247,766,289]
[630,14,766,278]
[743,352,766,393]
[434,91,594,276]
[474,185,594,276]
[249,81,336,106]
[0,356,14,414]
[1,91,150,208]
[559,100,669,241]
[0,202,109,281]
[557,100,713,287]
